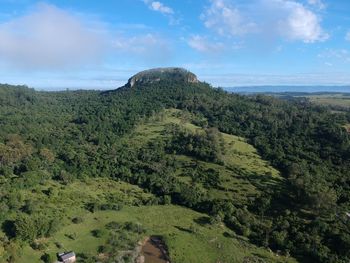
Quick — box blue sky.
[0,0,349,90]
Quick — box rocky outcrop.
[126,67,199,88]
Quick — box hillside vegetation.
[130,108,281,206]
[0,70,350,263]
[307,94,350,109]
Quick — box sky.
[0,0,349,90]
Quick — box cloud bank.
[0,3,173,71]
[200,0,328,44]
[0,3,107,70]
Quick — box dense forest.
[0,69,350,262]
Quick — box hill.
[125,67,199,88]
[0,68,350,262]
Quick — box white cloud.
[275,0,329,43]
[0,3,174,70]
[143,0,179,25]
[200,0,328,43]
[143,0,173,15]
[307,0,326,10]
[113,33,172,62]
[201,0,256,36]
[346,31,350,42]
[318,48,350,63]
[187,35,225,53]
[150,1,174,14]
[0,3,107,70]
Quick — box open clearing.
[305,94,350,109]
[18,205,295,263]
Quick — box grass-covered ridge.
[130,108,281,205]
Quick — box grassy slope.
[9,109,295,263]
[131,109,282,205]
[19,205,296,263]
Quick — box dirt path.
[137,236,170,263]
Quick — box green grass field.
[17,204,295,263]
[305,94,350,109]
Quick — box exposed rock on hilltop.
[126,67,199,88]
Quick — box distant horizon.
[226,85,350,93]
[3,81,350,93]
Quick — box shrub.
[98,245,107,253]
[30,241,48,250]
[54,242,63,249]
[123,222,145,234]
[72,217,83,224]
[105,221,120,230]
[41,253,54,263]
[91,229,104,238]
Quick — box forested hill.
[0,69,350,262]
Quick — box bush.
[41,253,54,263]
[99,203,122,211]
[91,229,104,238]
[54,242,63,249]
[98,245,107,253]
[85,202,98,213]
[105,221,120,230]
[123,222,145,234]
[72,217,83,224]
[30,241,48,251]
[163,195,172,205]
[14,213,60,241]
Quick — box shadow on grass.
[193,216,211,226]
[174,226,192,233]
[1,220,16,239]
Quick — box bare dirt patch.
[137,236,170,263]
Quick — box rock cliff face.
[126,67,199,88]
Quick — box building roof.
[59,251,76,261]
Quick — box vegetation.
[306,93,350,110]
[0,77,349,262]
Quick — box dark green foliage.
[72,217,83,224]
[91,229,104,238]
[0,81,349,262]
[31,241,48,251]
[13,214,60,241]
[166,125,224,163]
[40,253,54,263]
[123,222,145,234]
[184,164,221,189]
[105,221,121,231]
